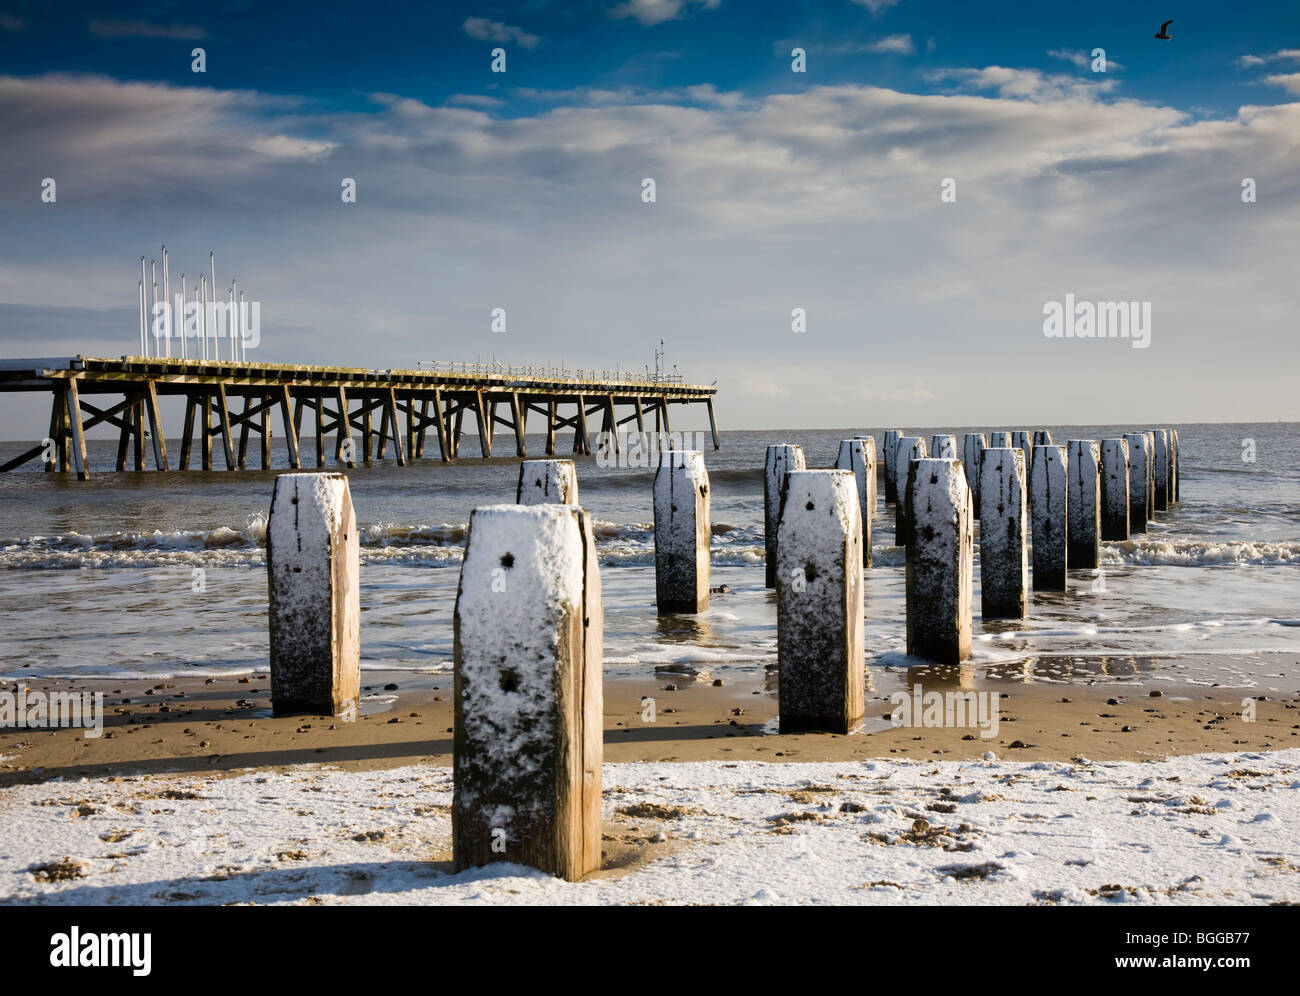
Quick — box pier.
[0,355,719,479]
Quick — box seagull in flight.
[1155,19,1174,40]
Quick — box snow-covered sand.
[2,749,1297,905]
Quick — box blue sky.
[1,2,1299,435]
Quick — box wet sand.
[2,667,1297,785]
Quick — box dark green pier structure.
[0,356,720,479]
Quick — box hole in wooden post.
[804,563,818,583]
[499,552,514,569]
[805,501,815,510]
[498,668,520,692]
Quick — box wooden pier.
[0,356,719,479]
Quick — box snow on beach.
[2,749,1297,906]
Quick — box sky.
[1,0,1298,437]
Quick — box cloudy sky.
[1,0,1298,437]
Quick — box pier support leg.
[115,399,131,472]
[134,400,146,471]
[474,391,492,459]
[835,437,876,567]
[314,397,325,468]
[1067,440,1101,569]
[573,395,590,456]
[386,388,406,466]
[267,472,360,717]
[654,450,710,614]
[776,469,864,734]
[905,457,973,665]
[47,390,67,472]
[180,396,196,471]
[764,443,806,588]
[979,447,1028,619]
[433,391,450,462]
[216,384,236,471]
[260,396,271,470]
[453,504,603,882]
[1100,438,1130,541]
[546,401,557,455]
[238,397,252,470]
[706,397,719,450]
[452,406,464,458]
[511,393,527,457]
[279,386,301,470]
[1030,444,1068,591]
[64,379,90,481]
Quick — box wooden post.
[453,504,602,882]
[776,470,864,734]
[386,388,406,466]
[452,405,464,458]
[882,430,902,504]
[545,401,557,456]
[1011,431,1032,475]
[893,435,927,545]
[267,472,360,716]
[1124,432,1151,533]
[260,395,271,470]
[574,395,590,455]
[654,450,710,613]
[1100,438,1130,541]
[237,397,252,470]
[179,395,196,470]
[988,431,1012,448]
[416,398,429,458]
[1032,429,1053,447]
[46,390,65,472]
[979,447,1027,619]
[115,396,132,472]
[516,459,579,505]
[475,391,492,458]
[1151,428,1169,512]
[198,395,211,471]
[406,394,416,462]
[764,444,806,588]
[706,397,719,450]
[962,432,986,519]
[905,457,973,665]
[314,396,325,468]
[510,392,527,458]
[144,381,168,471]
[337,388,353,467]
[279,385,301,470]
[64,379,90,481]
[929,434,957,459]
[1066,440,1101,570]
[1030,444,1068,591]
[835,437,876,567]
[1170,428,1180,503]
[433,390,450,462]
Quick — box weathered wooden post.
[1170,428,1180,503]
[989,431,1013,448]
[267,472,360,716]
[1151,429,1169,512]
[882,430,902,504]
[1030,444,1068,591]
[1067,440,1101,570]
[765,444,805,588]
[929,434,957,459]
[893,436,927,545]
[1143,430,1156,516]
[836,437,876,567]
[1124,432,1151,532]
[1011,431,1032,474]
[1100,438,1130,541]
[516,459,579,505]
[453,503,603,882]
[776,470,864,734]
[979,447,1027,619]
[905,458,973,665]
[654,450,710,613]
[962,433,986,518]
[1032,429,1053,447]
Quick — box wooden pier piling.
[962,433,986,519]
[1124,432,1152,532]
[764,444,806,588]
[516,459,579,505]
[979,447,1028,619]
[1066,440,1101,570]
[893,436,927,545]
[654,450,711,614]
[1029,444,1068,591]
[904,457,973,665]
[882,430,902,504]
[835,437,876,567]
[1100,438,1130,541]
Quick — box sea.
[1,423,1297,697]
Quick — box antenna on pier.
[654,338,665,381]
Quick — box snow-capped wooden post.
[267,472,360,717]
[516,459,579,506]
[654,450,711,613]
[1033,429,1053,447]
[1011,431,1032,474]
[452,503,603,883]
[1100,438,1130,541]
[1124,432,1151,532]
[836,437,876,567]
[893,435,927,545]
[882,430,902,504]
[1067,440,1101,570]
[776,470,864,734]
[979,447,1028,619]
[962,433,986,518]
[905,458,973,665]
[929,434,957,459]
[1030,444,1068,591]
[1151,429,1170,512]
[988,431,1013,448]
[764,444,805,588]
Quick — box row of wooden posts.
[263,428,1178,881]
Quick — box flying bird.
[1155,19,1173,40]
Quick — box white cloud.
[87,19,207,40]
[1238,49,1300,68]
[850,0,904,14]
[1048,48,1124,72]
[609,0,721,27]
[1263,72,1300,94]
[462,17,541,50]
[865,34,915,55]
[929,65,1118,101]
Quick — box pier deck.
[0,356,719,479]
